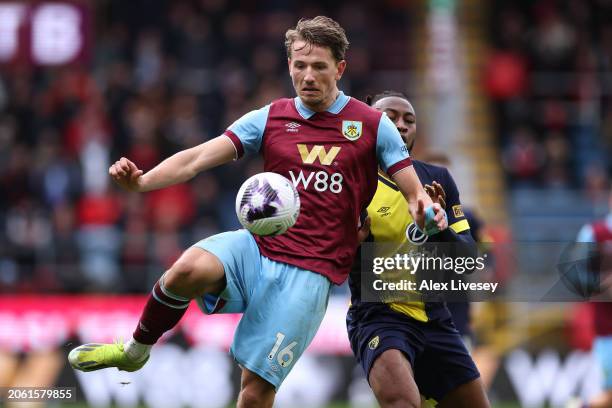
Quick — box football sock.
[124,338,152,363]
[132,276,191,346]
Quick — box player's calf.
[69,246,226,373]
[68,272,189,373]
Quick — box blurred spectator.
[1,145,33,210]
[50,203,83,291]
[124,99,161,171]
[583,164,611,206]
[483,51,528,100]
[31,128,82,208]
[146,183,196,284]
[165,93,207,149]
[76,188,122,291]
[0,115,17,169]
[134,30,164,90]
[541,130,572,188]
[531,4,575,69]
[502,127,545,186]
[601,105,612,159]
[120,193,151,291]
[65,103,112,194]
[4,200,52,290]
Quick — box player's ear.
[288,58,292,71]
[335,60,346,80]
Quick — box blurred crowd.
[485,0,611,196]
[0,0,413,293]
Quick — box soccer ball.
[235,172,300,236]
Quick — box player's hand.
[424,181,446,209]
[431,203,448,231]
[109,157,144,192]
[415,200,448,234]
[357,216,371,243]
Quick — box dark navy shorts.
[347,305,480,402]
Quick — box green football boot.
[68,342,149,372]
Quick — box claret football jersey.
[223,91,412,284]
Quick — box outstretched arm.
[391,167,447,233]
[109,135,236,192]
[375,114,446,234]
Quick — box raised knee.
[163,249,225,297]
[162,259,206,299]
[166,259,195,285]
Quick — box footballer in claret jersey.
[69,17,446,408]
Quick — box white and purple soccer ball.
[235,172,300,236]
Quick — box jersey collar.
[294,91,350,119]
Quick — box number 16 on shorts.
[268,332,298,368]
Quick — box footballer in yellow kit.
[365,167,471,321]
[346,91,489,407]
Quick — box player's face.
[288,40,346,112]
[373,97,416,151]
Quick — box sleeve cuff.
[450,219,471,234]
[223,130,244,159]
[386,157,413,177]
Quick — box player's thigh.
[191,229,262,314]
[346,306,424,403]
[164,245,226,298]
[369,349,420,405]
[415,317,482,404]
[231,259,332,390]
[437,377,489,408]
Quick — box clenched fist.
[109,157,144,192]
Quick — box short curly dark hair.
[285,16,349,62]
[365,90,410,106]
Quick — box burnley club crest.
[342,120,362,141]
